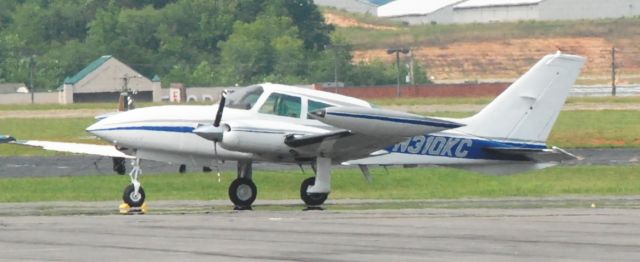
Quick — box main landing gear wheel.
[300,177,328,206]
[123,184,146,207]
[229,178,257,210]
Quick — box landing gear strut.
[122,158,145,207]
[228,160,256,210]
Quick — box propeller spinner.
[194,90,228,142]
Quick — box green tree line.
[0,0,428,90]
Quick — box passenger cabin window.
[226,86,263,110]
[259,93,301,118]
[308,100,333,113]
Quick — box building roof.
[368,0,393,5]
[455,0,543,9]
[313,0,378,14]
[64,55,112,85]
[378,0,463,17]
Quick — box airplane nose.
[86,120,108,135]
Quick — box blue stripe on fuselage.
[386,135,546,161]
[89,126,288,135]
[89,126,195,133]
[87,126,195,133]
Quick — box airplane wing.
[285,129,401,162]
[284,130,352,147]
[2,136,132,159]
[309,107,464,138]
[0,134,15,144]
[286,107,464,162]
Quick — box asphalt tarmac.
[0,148,638,178]
[1,150,639,261]
[1,199,640,261]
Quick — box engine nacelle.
[218,120,326,156]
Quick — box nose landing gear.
[120,158,147,214]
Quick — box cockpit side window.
[259,93,301,118]
[226,86,264,110]
[308,100,333,112]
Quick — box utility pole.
[118,74,141,111]
[387,48,410,97]
[408,48,415,85]
[326,44,346,93]
[29,56,35,104]
[334,50,339,93]
[611,47,617,96]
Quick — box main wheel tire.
[123,184,145,207]
[228,178,257,208]
[300,177,328,206]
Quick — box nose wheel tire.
[229,178,257,209]
[300,177,328,206]
[123,184,146,207]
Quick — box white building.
[0,83,28,94]
[313,0,378,15]
[377,0,466,24]
[453,0,640,24]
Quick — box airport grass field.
[0,165,638,203]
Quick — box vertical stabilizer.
[459,53,586,143]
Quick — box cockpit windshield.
[225,85,264,110]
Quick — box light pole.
[29,55,36,104]
[118,74,141,111]
[326,44,347,93]
[387,48,409,97]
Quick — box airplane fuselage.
[86,103,548,171]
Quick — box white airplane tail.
[459,53,586,144]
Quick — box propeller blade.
[213,90,227,127]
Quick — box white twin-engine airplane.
[1,52,585,209]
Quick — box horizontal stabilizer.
[11,140,133,158]
[484,146,577,162]
[285,130,352,147]
[309,107,464,137]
